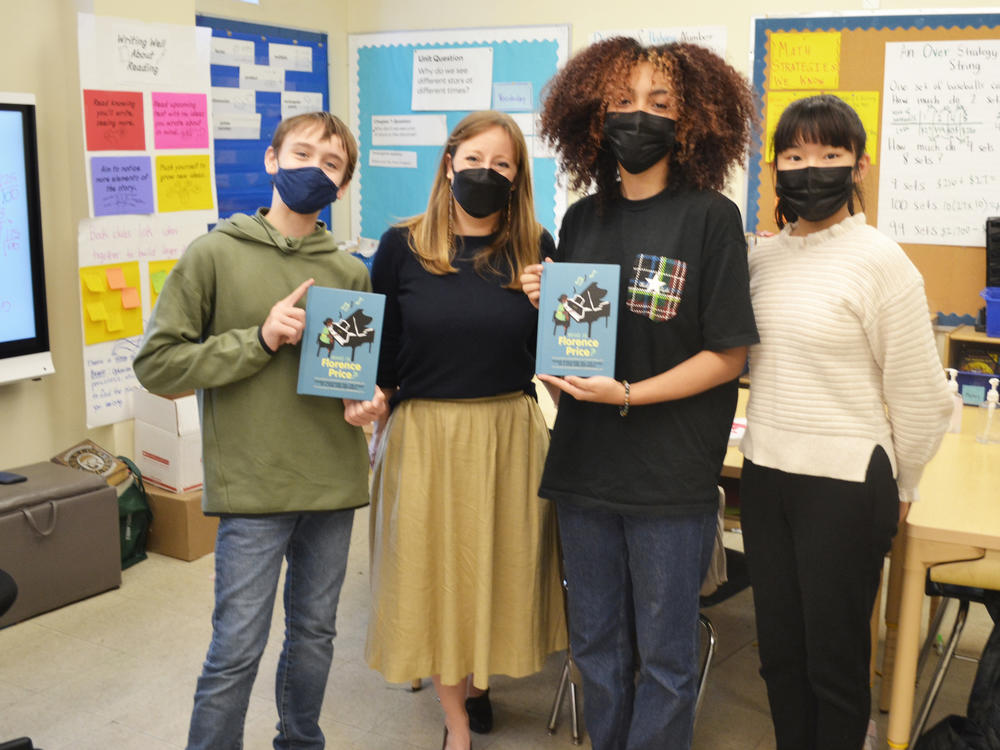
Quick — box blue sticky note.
[91,156,154,216]
[536,262,619,378]
[297,286,386,401]
[492,82,533,111]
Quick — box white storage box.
[133,391,203,493]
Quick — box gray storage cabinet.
[0,462,121,627]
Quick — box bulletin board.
[348,26,569,259]
[76,13,218,427]
[749,11,1000,317]
[196,16,331,228]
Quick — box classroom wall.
[0,0,993,468]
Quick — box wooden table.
[885,421,1000,748]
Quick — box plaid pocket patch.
[627,254,687,322]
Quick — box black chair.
[695,547,752,721]
[0,570,40,750]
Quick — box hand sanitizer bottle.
[977,378,1000,444]
[946,368,963,433]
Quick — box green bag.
[116,456,153,570]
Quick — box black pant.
[741,447,899,750]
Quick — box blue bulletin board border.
[349,26,569,253]
[748,11,1000,232]
[195,16,331,227]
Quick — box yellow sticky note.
[770,31,841,90]
[83,270,106,293]
[151,270,168,294]
[105,306,123,332]
[106,267,127,290]
[86,301,107,322]
[765,90,817,161]
[832,91,880,165]
[121,287,141,309]
[764,90,881,165]
[156,154,215,213]
[80,261,144,345]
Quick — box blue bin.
[981,287,1000,338]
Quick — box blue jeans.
[556,501,716,750]
[186,510,355,750]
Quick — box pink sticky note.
[121,287,141,309]
[106,267,127,290]
[152,92,209,149]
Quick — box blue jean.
[186,510,355,750]
[556,501,716,750]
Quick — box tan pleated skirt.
[365,392,567,689]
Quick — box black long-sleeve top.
[371,225,554,404]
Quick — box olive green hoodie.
[133,210,371,514]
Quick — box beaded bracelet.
[619,380,630,417]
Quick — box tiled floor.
[0,512,993,749]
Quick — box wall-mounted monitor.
[0,92,53,386]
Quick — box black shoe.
[465,689,493,734]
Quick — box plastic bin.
[981,287,1000,338]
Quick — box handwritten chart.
[77,214,206,426]
[878,40,1000,247]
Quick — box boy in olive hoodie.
[134,112,384,750]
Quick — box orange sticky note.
[83,270,106,293]
[121,287,141,309]
[86,302,107,321]
[106,267,127,290]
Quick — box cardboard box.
[145,486,218,561]
[134,420,203,492]
[133,390,203,492]
[133,389,200,436]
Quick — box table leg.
[879,532,907,712]
[887,538,983,749]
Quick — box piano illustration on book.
[553,281,612,337]
[315,309,376,362]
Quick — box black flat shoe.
[465,689,493,734]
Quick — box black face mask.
[451,168,512,219]
[775,166,855,223]
[602,111,676,175]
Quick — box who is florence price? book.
[536,262,619,378]
[296,286,385,401]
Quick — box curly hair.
[539,38,755,199]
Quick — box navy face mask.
[775,166,855,223]
[451,167,512,219]
[602,111,677,175]
[273,166,340,215]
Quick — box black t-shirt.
[372,225,555,403]
[539,187,759,516]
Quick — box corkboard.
[748,13,1000,317]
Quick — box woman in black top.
[365,111,566,750]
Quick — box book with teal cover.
[536,262,619,378]
[296,286,385,400]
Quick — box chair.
[0,569,39,750]
[695,546,752,720]
[909,551,1000,742]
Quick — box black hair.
[772,94,866,228]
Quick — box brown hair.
[399,111,543,289]
[539,38,755,201]
[271,112,359,184]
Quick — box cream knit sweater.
[741,213,952,501]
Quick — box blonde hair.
[400,111,543,288]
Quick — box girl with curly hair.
[521,38,758,750]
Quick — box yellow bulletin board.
[749,12,1000,317]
